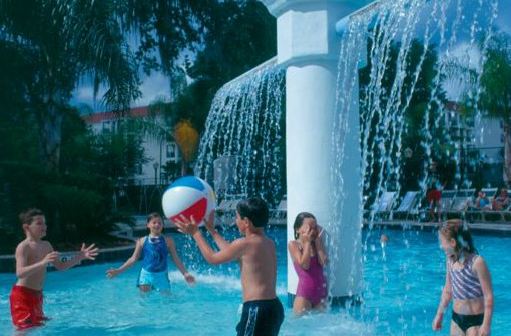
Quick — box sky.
[72,0,511,113]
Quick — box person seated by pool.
[491,187,509,211]
[288,212,328,315]
[432,219,494,336]
[470,189,491,211]
[106,212,195,293]
[10,208,99,330]
[174,197,284,336]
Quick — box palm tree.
[0,0,212,172]
[0,0,141,172]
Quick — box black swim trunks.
[452,311,484,333]
[236,298,284,336]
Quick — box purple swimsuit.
[294,255,327,306]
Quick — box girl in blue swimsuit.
[106,213,195,293]
[433,219,494,336]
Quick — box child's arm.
[174,217,244,265]
[165,237,195,284]
[315,226,328,266]
[288,226,314,270]
[15,243,58,279]
[204,211,229,250]
[474,256,493,336]
[52,243,99,271]
[432,262,452,331]
[106,238,143,278]
[288,240,312,270]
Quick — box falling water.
[332,0,499,229]
[195,58,286,207]
[330,0,500,326]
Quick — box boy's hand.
[204,211,215,232]
[183,272,195,285]
[174,215,199,235]
[106,268,120,279]
[78,243,99,261]
[44,251,60,264]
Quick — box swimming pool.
[1,227,510,335]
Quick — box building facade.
[83,106,181,186]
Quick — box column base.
[287,293,363,308]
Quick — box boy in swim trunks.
[106,212,195,292]
[174,197,284,336]
[10,208,99,329]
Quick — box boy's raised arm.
[53,243,99,271]
[175,216,244,265]
[204,212,229,250]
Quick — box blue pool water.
[1,227,510,335]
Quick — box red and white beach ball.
[162,176,216,224]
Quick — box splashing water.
[195,58,285,206]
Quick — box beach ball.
[162,176,216,224]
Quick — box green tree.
[177,0,277,133]
[478,33,511,183]
[359,38,451,201]
[0,0,141,172]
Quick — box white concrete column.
[260,0,372,301]
[285,61,339,297]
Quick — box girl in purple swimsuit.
[288,212,328,315]
[432,219,494,336]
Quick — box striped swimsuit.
[448,254,483,300]
[448,254,485,332]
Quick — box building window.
[102,121,112,132]
[167,143,177,160]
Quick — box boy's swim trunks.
[10,285,47,329]
[236,298,284,336]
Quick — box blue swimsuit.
[137,236,170,291]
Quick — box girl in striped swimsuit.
[433,219,494,336]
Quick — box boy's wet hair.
[236,197,269,228]
[19,208,44,226]
[293,212,316,239]
[146,212,162,223]
[439,219,477,254]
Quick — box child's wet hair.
[439,219,477,254]
[146,212,162,224]
[293,212,316,239]
[236,197,269,228]
[19,208,44,226]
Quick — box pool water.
[1,227,510,335]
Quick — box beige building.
[83,106,180,186]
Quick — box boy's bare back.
[239,233,277,302]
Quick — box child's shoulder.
[15,239,51,253]
[136,236,147,245]
[15,239,28,252]
[288,240,299,248]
